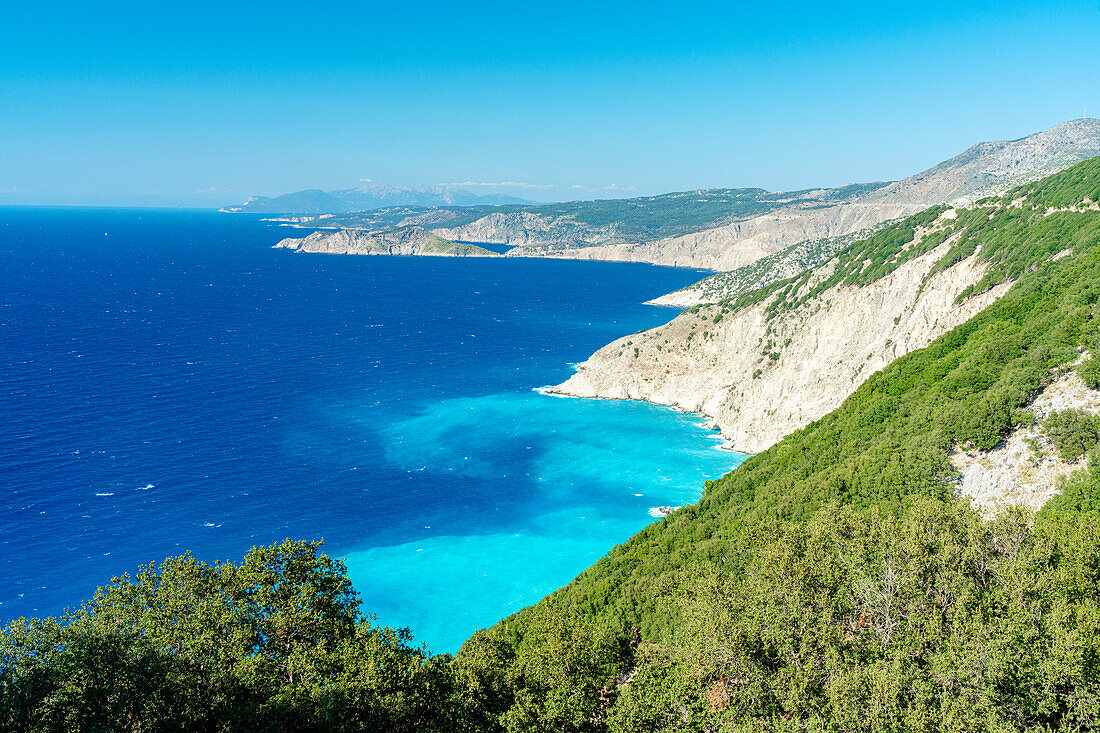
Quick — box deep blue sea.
[0,208,745,652]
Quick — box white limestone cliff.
[549,215,1012,454]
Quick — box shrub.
[1043,408,1100,461]
[1079,355,1100,389]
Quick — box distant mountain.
[420,118,1100,274]
[255,120,1100,278]
[863,117,1100,205]
[222,182,535,214]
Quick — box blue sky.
[2,1,1098,207]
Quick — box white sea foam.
[95,492,114,497]
[532,386,576,399]
[137,483,154,491]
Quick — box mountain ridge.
[223,182,536,214]
[271,120,1100,277]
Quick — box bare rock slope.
[274,227,499,257]
[549,209,1013,454]
[953,368,1100,516]
[447,119,1100,273]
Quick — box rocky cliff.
[274,227,500,257]
[442,119,1100,274]
[549,208,1014,454]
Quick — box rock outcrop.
[954,367,1100,515]
[446,120,1100,273]
[549,211,1013,454]
[274,227,500,257]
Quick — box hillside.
[274,226,501,257]
[864,116,1100,205]
[298,184,882,249]
[554,158,1100,455]
[7,156,1100,733]
[462,155,1100,729]
[656,118,1100,304]
[264,120,1100,275]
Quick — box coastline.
[532,385,745,454]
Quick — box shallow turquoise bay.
[344,392,745,653]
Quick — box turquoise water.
[1,208,746,654]
[344,393,743,651]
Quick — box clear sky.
[2,1,1098,207]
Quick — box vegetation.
[1042,408,1100,461]
[671,225,885,305]
[421,236,499,256]
[323,183,891,247]
[707,157,1100,324]
[0,541,459,732]
[1079,354,1100,388]
[605,499,1100,731]
[5,159,1100,730]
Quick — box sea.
[0,207,746,653]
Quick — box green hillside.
[4,160,1100,731]
[437,157,1100,729]
[325,183,888,247]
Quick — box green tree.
[0,540,458,732]
[1043,408,1100,461]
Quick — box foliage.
[1079,354,1100,389]
[1042,449,1100,517]
[606,499,1100,731]
[0,540,457,732]
[673,225,884,305]
[1042,408,1100,461]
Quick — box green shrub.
[0,541,459,732]
[1080,355,1100,388]
[1043,408,1100,461]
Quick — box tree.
[0,540,457,732]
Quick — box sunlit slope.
[539,156,1100,630]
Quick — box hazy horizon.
[3,0,1098,208]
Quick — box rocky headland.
[548,207,1012,454]
[274,226,500,257]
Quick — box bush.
[606,499,1100,732]
[1079,355,1100,389]
[1043,408,1100,461]
[0,541,459,732]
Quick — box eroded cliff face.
[274,227,500,257]
[433,212,616,250]
[524,202,922,271]
[549,219,1012,454]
